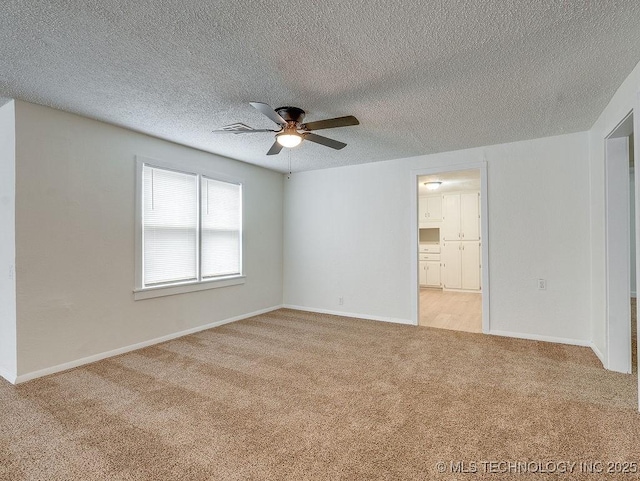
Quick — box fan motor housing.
[275,106,305,124]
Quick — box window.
[135,158,243,299]
[143,166,199,286]
[201,177,242,279]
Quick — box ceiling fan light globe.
[276,133,302,148]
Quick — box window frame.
[134,156,245,300]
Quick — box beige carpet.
[1,309,639,480]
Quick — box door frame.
[410,161,490,332]
[604,111,634,374]
[636,93,640,410]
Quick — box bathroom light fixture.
[424,181,442,190]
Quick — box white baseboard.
[589,342,606,367]
[442,288,482,294]
[0,366,17,384]
[488,329,591,348]
[14,305,283,384]
[283,304,413,325]
[10,306,611,384]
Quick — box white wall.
[0,101,17,382]
[631,166,636,297]
[284,132,591,343]
[13,101,284,378]
[589,61,640,361]
[284,160,413,324]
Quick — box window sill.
[133,276,245,300]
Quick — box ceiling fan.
[213,102,359,155]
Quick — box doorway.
[411,163,489,333]
[605,112,635,374]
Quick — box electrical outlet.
[338,297,344,305]
[537,279,546,290]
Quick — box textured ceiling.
[2,1,640,173]
[418,170,480,195]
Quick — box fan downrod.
[275,107,305,124]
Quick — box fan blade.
[266,140,284,156]
[250,102,287,126]
[303,133,347,150]
[212,129,278,134]
[301,115,359,131]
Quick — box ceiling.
[2,1,640,173]
[419,170,480,195]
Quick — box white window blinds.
[143,166,198,286]
[141,164,242,288]
[201,178,242,278]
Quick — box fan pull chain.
[287,149,292,180]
